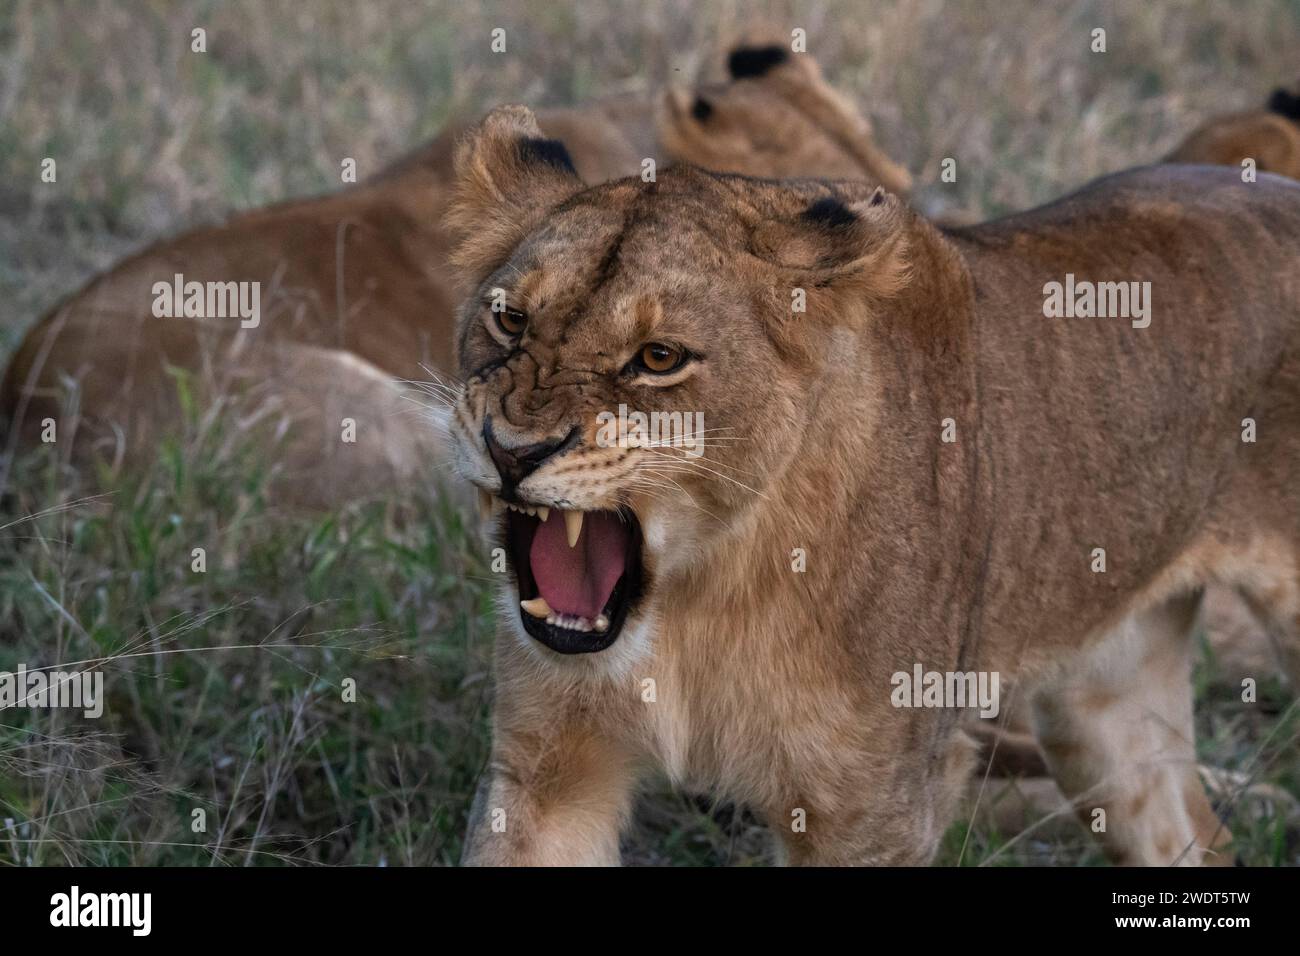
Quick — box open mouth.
[490,499,644,654]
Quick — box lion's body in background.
[0,46,909,508]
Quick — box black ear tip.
[1267,87,1300,120]
[517,136,576,175]
[802,196,858,228]
[727,44,789,79]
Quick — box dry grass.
[1,0,1298,865]
[4,0,1298,343]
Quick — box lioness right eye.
[494,308,527,337]
[631,342,688,376]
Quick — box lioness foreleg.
[460,681,640,866]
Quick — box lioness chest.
[626,602,945,815]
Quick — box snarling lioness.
[449,106,1300,866]
[1,44,908,507]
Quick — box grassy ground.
[2,0,1299,865]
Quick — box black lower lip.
[504,508,643,655]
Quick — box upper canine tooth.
[477,489,492,522]
[537,506,551,522]
[564,510,584,548]
[520,597,553,619]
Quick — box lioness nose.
[483,415,579,498]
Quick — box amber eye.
[635,342,686,375]
[495,307,527,337]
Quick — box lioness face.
[446,108,908,660]
[659,44,912,193]
[451,186,796,658]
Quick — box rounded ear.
[445,105,583,278]
[725,44,912,194]
[739,182,911,366]
[750,185,910,300]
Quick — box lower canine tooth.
[564,510,584,548]
[594,614,610,633]
[520,597,552,619]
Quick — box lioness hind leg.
[1230,563,1300,693]
[1030,593,1232,866]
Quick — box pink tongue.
[530,511,628,620]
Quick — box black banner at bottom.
[0,864,1282,940]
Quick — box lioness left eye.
[632,342,687,375]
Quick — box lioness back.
[946,164,1300,671]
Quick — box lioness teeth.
[564,510,584,548]
[545,613,595,632]
[483,496,558,523]
[520,597,553,619]
[522,599,604,633]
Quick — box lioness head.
[446,106,909,661]
[658,43,913,193]
[1166,81,1300,179]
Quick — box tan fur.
[657,51,913,192]
[1167,87,1300,180]
[451,106,1300,866]
[1,50,909,506]
[1030,594,1231,865]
